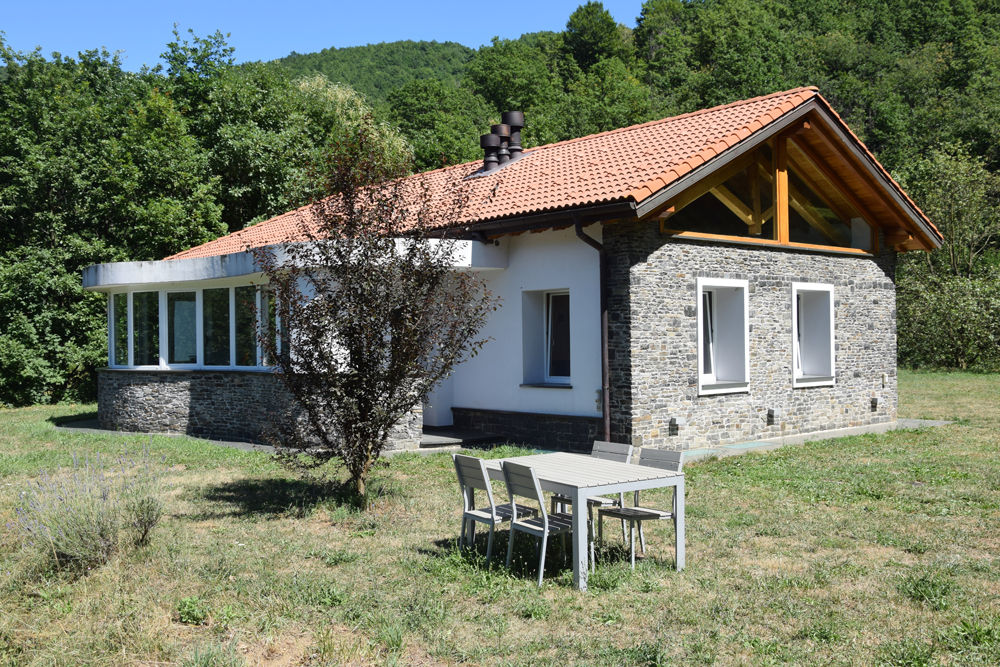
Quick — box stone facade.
[604,222,898,450]
[97,369,422,450]
[451,407,601,452]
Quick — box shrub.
[9,450,164,568]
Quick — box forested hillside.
[276,41,474,106]
[1,0,999,406]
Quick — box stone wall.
[97,370,422,450]
[604,222,898,450]
[451,407,601,452]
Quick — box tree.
[898,143,1000,278]
[564,1,632,70]
[252,122,495,497]
[387,79,494,171]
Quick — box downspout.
[575,220,611,442]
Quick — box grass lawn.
[1,370,999,665]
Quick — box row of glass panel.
[109,286,279,368]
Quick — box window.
[696,278,749,395]
[111,293,128,366]
[234,286,259,366]
[202,288,231,366]
[105,285,277,370]
[792,283,834,387]
[546,292,571,380]
[132,291,160,366]
[167,292,197,364]
[521,289,572,387]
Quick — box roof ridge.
[522,86,819,156]
[394,87,821,175]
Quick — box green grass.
[1,372,999,665]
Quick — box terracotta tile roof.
[167,87,934,260]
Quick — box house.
[82,87,941,451]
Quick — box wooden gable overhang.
[632,96,941,254]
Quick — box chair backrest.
[591,440,634,464]
[636,448,683,472]
[501,461,546,522]
[453,453,497,513]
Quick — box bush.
[9,450,164,568]
[897,273,1000,371]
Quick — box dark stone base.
[97,369,421,450]
[451,407,601,452]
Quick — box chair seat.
[552,492,620,507]
[465,502,538,523]
[598,505,673,521]
[511,511,575,538]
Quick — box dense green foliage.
[276,40,474,105]
[2,1,1000,405]
[0,31,407,406]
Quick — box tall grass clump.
[9,450,164,568]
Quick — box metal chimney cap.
[491,123,511,139]
[501,111,524,129]
[480,133,501,149]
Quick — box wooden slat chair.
[550,440,634,567]
[453,454,537,565]
[501,461,575,587]
[597,448,683,569]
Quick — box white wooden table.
[483,451,685,591]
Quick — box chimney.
[479,112,525,173]
[502,111,525,160]
[480,133,500,172]
[492,123,511,164]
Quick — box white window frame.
[696,277,749,395]
[543,290,571,384]
[128,289,163,370]
[791,282,835,387]
[201,286,234,368]
[164,289,200,368]
[104,285,275,371]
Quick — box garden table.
[483,451,684,591]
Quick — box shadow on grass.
[420,529,641,588]
[47,411,99,427]
[185,477,389,520]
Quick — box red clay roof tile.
[166,87,937,260]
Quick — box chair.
[453,454,537,565]
[597,448,683,569]
[501,461,575,586]
[550,440,634,566]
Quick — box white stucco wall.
[425,226,603,425]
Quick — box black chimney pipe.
[480,133,500,172]
[502,111,524,160]
[491,123,511,164]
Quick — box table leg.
[674,477,685,571]
[572,487,589,591]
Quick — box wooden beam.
[805,118,918,236]
[788,188,842,245]
[756,159,841,244]
[786,151,857,223]
[775,135,790,244]
[789,136,885,230]
[749,166,763,235]
[709,185,753,225]
[655,152,756,220]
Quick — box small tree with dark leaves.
[251,122,495,497]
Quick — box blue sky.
[3,1,645,70]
